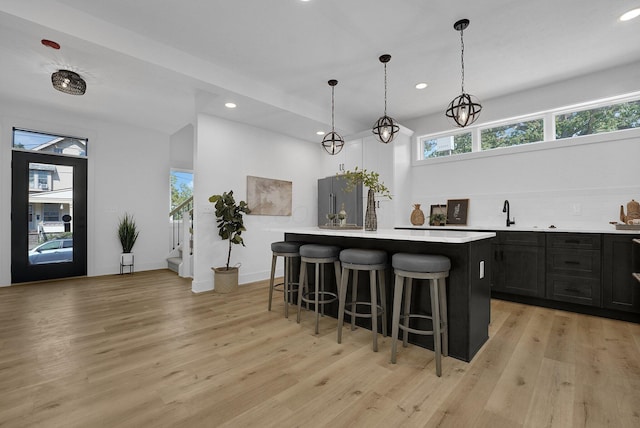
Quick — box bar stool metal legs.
[268,241,302,318]
[296,245,341,334]
[336,248,388,352]
[390,253,451,377]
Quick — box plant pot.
[212,266,239,293]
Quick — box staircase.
[167,196,193,277]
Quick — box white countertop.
[395,224,640,235]
[284,227,496,244]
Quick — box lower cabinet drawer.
[546,274,601,306]
[547,249,601,276]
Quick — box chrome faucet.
[502,200,516,227]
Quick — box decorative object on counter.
[117,212,139,274]
[338,203,348,226]
[246,176,292,216]
[430,213,447,226]
[325,213,336,226]
[321,79,344,155]
[208,190,250,293]
[430,204,447,226]
[446,198,469,225]
[445,19,482,127]
[410,204,425,226]
[372,54,399,144]
[620,199,640,224]
[338,167,391,231]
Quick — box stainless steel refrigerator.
[317,176,363,226]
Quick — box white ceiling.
[1,0,639,140]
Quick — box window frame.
[414,91,640,166]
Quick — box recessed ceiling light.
[620,8,640,21]
[316,131,325,136]
[415,82,428,90]
[225,102,237,109]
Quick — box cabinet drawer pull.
[565,288,582,294]
[564,239,580,244]
[564,260,581,265]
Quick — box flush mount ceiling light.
[51,70,86,95]
[372,54,399,144]
[224,102,237,108]
[321,79,345,155]
[445,19,482,127]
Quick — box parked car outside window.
[28,238,73,264]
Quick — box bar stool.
[268,241,303,318]
[390,253,450,377]
[337,248,388,352]
[296,244,342,334]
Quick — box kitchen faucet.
[502,200,516,227]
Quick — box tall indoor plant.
[208,190,250,293]
[339,167,391,231]
[117,212,139,273]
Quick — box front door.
[11,150,87,283]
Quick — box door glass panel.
[28,162,74,265]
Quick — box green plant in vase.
[338,167,391,231]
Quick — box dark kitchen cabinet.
[492,232,546,297]
[546,233,601,306]
[317,176,363,226]
[602,234,640,313]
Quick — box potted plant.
[118,213,139,273]
[339,167,391,231]
[208,190,250,293]
[430,213,447,226]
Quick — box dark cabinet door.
[492,243,546,297]
[602,234,640,313]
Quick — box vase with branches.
[338,167,391,231]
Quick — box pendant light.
[51,70,86,95]
[445,19,482,127]
[372,54,399,144]
[321,79,345,155]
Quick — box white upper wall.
[0,97,171,286]
[401,60,640,229]
[192,114,321,293]
[170,123,194,171]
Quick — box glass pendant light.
[321,79,345,155]
[372,54,399,144]
[445,19,482,127]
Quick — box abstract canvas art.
[246,176,292,216]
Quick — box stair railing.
[169,196,193,251]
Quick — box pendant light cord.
[331,86,336,132]
[384,63,388,115]
[460,28,465,94]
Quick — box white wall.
[401,61,640,230]
[0,98,171,286]
[170,123,194,171]
[192,114,320,293]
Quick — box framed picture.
[446,199,469,225]
[429,204,447,226]
[246,176,292,216]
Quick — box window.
[43,204,60,222]
[170,170,193,211]
[13,129,87,157]
[416,93,640,162]
[481,119,543,151]
[555,99,640,139]
[422,132,471,159]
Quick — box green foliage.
[208,190,250,270]
[430,213,446,225]
[556,100,640,139]
[118,213,139,253]
[171,174,193,210]
[337,167,392,199]
[481,119,544,150]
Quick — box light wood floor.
[1,270,639,427]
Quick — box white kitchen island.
[283,227,496,362]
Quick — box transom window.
[417,94,640,161]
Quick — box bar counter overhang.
[281,227,496,363]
